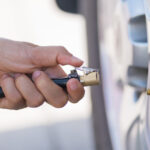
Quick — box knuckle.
[30,49,41,66]
[58,46,68,53]
[8,104,18,110]
[13,107,21,110]
[12,94,23,104]
[2,102,16,110]
[10,101,25,110]
[53,95,68,108]
[28,96,44,108]
[13,105,25,110]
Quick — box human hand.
[0,38,84,109]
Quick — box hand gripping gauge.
[0,67,100,98]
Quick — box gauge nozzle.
[75,67,100,86]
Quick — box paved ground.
[0,118,95,150]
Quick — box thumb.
[29,46,83,67]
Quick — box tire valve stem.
[147,89,150,95]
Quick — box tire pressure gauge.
[0,67,100,98]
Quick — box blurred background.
[0,0,148,150]
[0,0,95,150]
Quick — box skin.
[0,38,85,109]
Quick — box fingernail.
[70,81,78,91]
[72,56,83,62]
[32,71,41,80]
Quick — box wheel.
[98,0,149,150]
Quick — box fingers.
[0,71,85,110]
[0,75,26,109]
[0,69,85,110]
[0,74,45,109]
[67,78,85,103]
[15,74,44,108]
[32,69,85,107]
[32,71,68,108]
[0,38,83,77]
[29,46,83,68]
